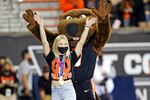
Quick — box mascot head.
[58,8,99,47]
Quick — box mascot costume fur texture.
[23,0,112,100]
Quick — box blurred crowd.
[59,0,150,29]
[0,50,51,100]
[0,0,149,100]
[110,0,150,28]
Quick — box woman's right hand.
[34,13,44,25]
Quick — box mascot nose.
[66,23,78,37]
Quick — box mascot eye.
[79,15,87,19]
[66,16,72,20]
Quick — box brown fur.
[23,0,112,53]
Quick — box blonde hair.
[52,35,70,58]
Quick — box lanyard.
[59,56,65,78]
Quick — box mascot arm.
[92,0,112,54]
[23,9,58,46]
[93,17,111,54]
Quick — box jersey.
[45,50,78,80]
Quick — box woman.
[34,13,97,100]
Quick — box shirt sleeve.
[44,50,55,65]
[71,51,80,66]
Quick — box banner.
[103,33,150,100]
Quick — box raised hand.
[99,0,111,19]
[85,17,97,28]
[23,9,37,29]
[22,9,58,43]
[91,0,112,54]
[34,14,44,25]
[92,0,112,20]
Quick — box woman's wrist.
[85,24,91,29]
[39,23,44,27]
[85,26,90,30]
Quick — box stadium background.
[0,0,150,100]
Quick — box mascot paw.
[97,0,112,20]
[23,9,38,30]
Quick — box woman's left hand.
[34,13,44,25]
[85,17,97,28]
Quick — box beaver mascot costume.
[23,0,111,100]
